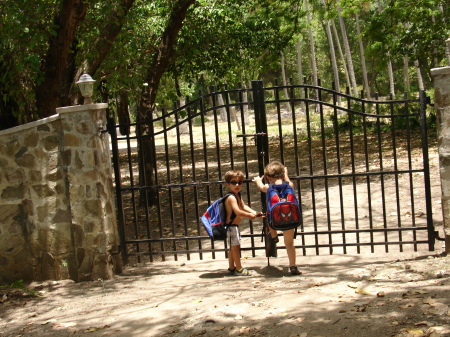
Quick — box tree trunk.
[403,56,410,93]
[296,38,306,111]
[355,13,370,98]
[241,82,250,126]
[415,59,425,91]
[331,20,352,95]
[305,0,318,87]
[137,0,195,206]
[320,0,340,103]
[377,1,395,96]
[281,51,291,111]
[88,0,136,76]
[217,93,227,122]
[337,3,358,95]
[35,0,89,118]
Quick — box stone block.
[63,133,80,147]
[15,153,36,168]
[52,209,72,224]
[32,184,56,198]
[24,133,40,147]
[1,184,26,200]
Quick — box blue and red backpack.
[266,183,302,231]
[201,193,233,240]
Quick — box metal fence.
[108,80,436,265]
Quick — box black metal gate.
[108,80,435,265]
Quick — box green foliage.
[1,0,448,126]
[0,280,41,300]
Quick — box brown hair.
[224,170,244,210]
[224,170,245,183]
[264,161,285,179]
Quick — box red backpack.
[266,183,302,231]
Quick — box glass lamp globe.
[76,74,96,104]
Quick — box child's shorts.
[227,225,241,246]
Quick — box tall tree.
[355,12,370,97]
[136,0,195,205]
[320,0,341,97]
[337,2,358,95]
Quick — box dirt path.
[1,246,450,337]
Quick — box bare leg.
[229,245,242,270]
[283,229,296,267]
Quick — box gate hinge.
[435,230,445,241]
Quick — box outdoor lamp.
[76,73,96,104]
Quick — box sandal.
[227,268,236,275]
[234,268,251,276]
[290,266,302,276]
[271,235,279,244]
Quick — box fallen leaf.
[415,321,433,326]
[355,288,371,295]
[400,303,415,309]
[83,325,110,333]
[423,297,437,305]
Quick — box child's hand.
[252,176,262,183]
[255,212,265,218]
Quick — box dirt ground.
[1,245,450,337]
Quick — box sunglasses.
[228,180,243,185]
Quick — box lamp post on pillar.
[76,74,96,104]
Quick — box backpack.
[266,182,302,231]
[201,193,233,240]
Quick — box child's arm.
[228,195,257,220]
[253,176,269,192]
[243,204,264,218]
[284,167,294,187]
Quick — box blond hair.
[264,161,285,179]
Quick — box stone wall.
[0,103,122,282]
[432,66,450,253]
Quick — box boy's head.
[224,170,244,186]
[264,161,285,179]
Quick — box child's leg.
[283,229,296,267]
[269,227,278,239]
[227,226,243,270]
[229,245,242,270]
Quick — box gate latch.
[237,132,267,144]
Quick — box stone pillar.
[431,66,450,253]
[56,103,122,281]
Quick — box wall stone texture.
[0,104,122,282]
[432,66,450,253]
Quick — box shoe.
[234,268,250,276]
[227,268,236,275]
[270,235,278,257]
[290,266,302,275]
